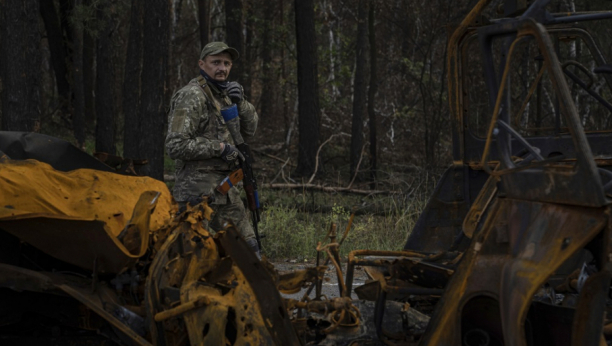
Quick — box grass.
[257,187,429,260]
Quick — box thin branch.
[253,149,297,167]
[307,133,348,184]
[346,142,367,190]
[270,157,291,184]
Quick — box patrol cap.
[199,42,239,61]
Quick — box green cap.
[199,42,239,61]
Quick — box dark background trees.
[1,0,41,132]
[0,0,611,184]
[94,2,117,155]
[138,0,169,180]
[294,0,321,177]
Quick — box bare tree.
[225,0,243,81]
[0,0,41,132]
[368,0,378,185]
[243,0,255,100]
[259,0,275,118]
[350,0,368,176]
[72,0,86,148]
[294,0,321,176]
[138,0,169,179]
[95,3,117,155]
[83,21,96,131]
[198,0,211,48]
[40,0,71,107]
[123,0,144,159]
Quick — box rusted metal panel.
[404,165,489,253]
[570,270,611,346]
[419,199,608,346]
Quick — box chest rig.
[195,75,234,145]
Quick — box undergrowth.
[258,188,430,260]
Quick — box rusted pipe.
[288,297,352,313]
[345,250,429,297]
[348,250,427,262]
[154,296,211,322]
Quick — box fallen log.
[263,183,399,195]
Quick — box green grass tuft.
[258,188,428,260]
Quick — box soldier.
[166,42,259,256]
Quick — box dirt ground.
[271,259,371,300]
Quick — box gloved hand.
[220,143,244,163]
[226,82,244,104]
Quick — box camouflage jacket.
[166,76,258,204]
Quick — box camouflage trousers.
[178,191,255,242]
[174,163,255,241]
[210,196,255,241]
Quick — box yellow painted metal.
[0,159,175,233]
[0,159,176,273]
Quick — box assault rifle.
[219,104,262,250]
[236,143,261,249]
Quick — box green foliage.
[164,153,176,174]
[328,203,350,225]
[258,188,428,260]
[259,205,323,260]
[83,139,96,155]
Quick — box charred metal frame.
[411,0,612,344]
[406,0,612,251]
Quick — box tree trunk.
[350,0,368,177]
[40,0,71,105]
[72,0,86,148]
[259,0,275,118]
[368,0,377,186]
[198,0,211,48]
[95,5,116,154]
[59,0,74,48]
[138,0,169,180]
[400,1,412,105]
[0,0,41,132]
[280,0,290,140]
[83,25,96,131]
[123,0,144,159]
[243,0,254,100]
[294,0,320,177]
[225,0,243,81]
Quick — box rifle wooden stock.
[216,169,244,195]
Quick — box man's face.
[199,52,233,82]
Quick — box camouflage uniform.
[166,76,258,241]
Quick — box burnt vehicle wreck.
[2,0,612,345]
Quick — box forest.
[1,0,611,188]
